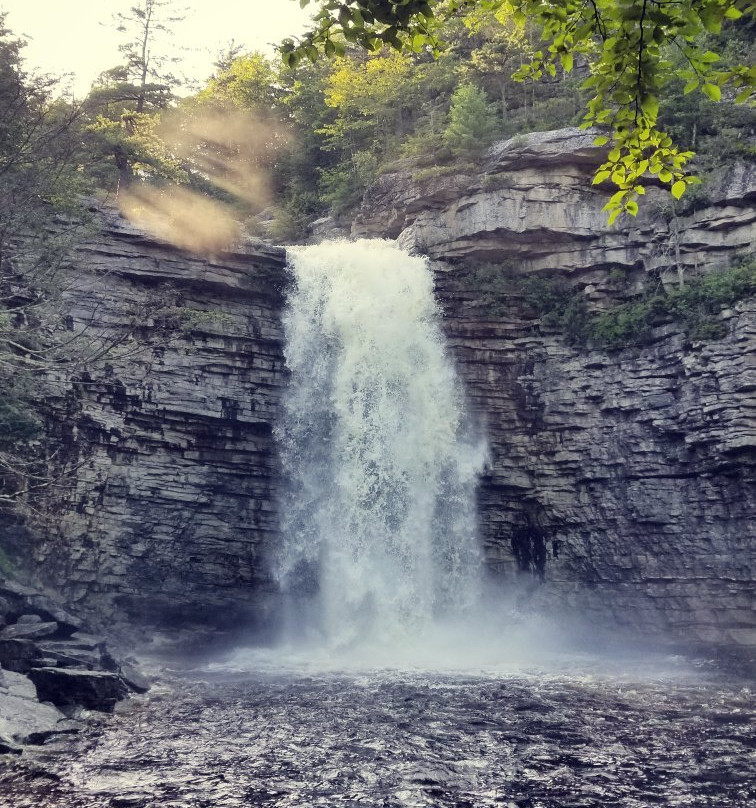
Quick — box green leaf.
[593,135,609,146]
[625,200,639,216]
[700,9,722,33]
[609,189,627,206]
[608,208,622,226]
[702,83,721,102]
[641,95,659,119]
[560,52,573,73]
[671,180,686,200]
[683,80,699,95]
[735,88,753,104]
[592,170,611,185]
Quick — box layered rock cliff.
[19,208,288,632]
[6,128,754,657]
[355,128,756,653]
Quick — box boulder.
[0,671,68,748]
[0,621,59,640]
[28,667,129,712]
[16,614,43,625]
[119,662,151,694]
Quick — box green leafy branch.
[281,0,454,63]
[509,0,755,222]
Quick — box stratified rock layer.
[437,270,755,651]
[365,128,755,653]
[28,207,288,630]
[12,128,755,656]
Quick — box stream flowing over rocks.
[0,655,753,808]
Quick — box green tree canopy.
[283,0,756,221]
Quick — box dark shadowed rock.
[16,614,43,625]
[36,642,105,671]
[28,668,129,712]
[0,639,42,674]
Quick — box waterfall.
[275,239,486,655]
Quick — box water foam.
[275,239,487,657]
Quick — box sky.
[0,0,314,97]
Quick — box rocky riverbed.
[0,651,753,808]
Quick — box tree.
[85,0,185,191]
[282,0,756,221]
[112,0,183,114]
[0,16,93,506]
[193,51,280,111]
[442,82,498,154]
[462,5,532,120]
[173,51,290,216]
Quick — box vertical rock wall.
[11,128,754,656]
[438,275,755,650]
[353,129,756,653]
[29,209,288,630]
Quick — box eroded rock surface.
[15,207,289,631]
[354,128,755,277]
[437,270,755,652]
[5,130,753,656]
[361,129,755,654]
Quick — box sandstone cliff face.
[355,128,756,652]
[29,208,288,630]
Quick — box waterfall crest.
[275,239,486,654]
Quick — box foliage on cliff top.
[590,259,756,346]
[284,0,756,222]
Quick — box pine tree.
[442,83,498,156]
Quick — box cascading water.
[275,239,487,656]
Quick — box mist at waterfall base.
[230,239,639,674]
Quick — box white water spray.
[275,240,486,655]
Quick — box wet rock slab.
[0,671,80,753]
